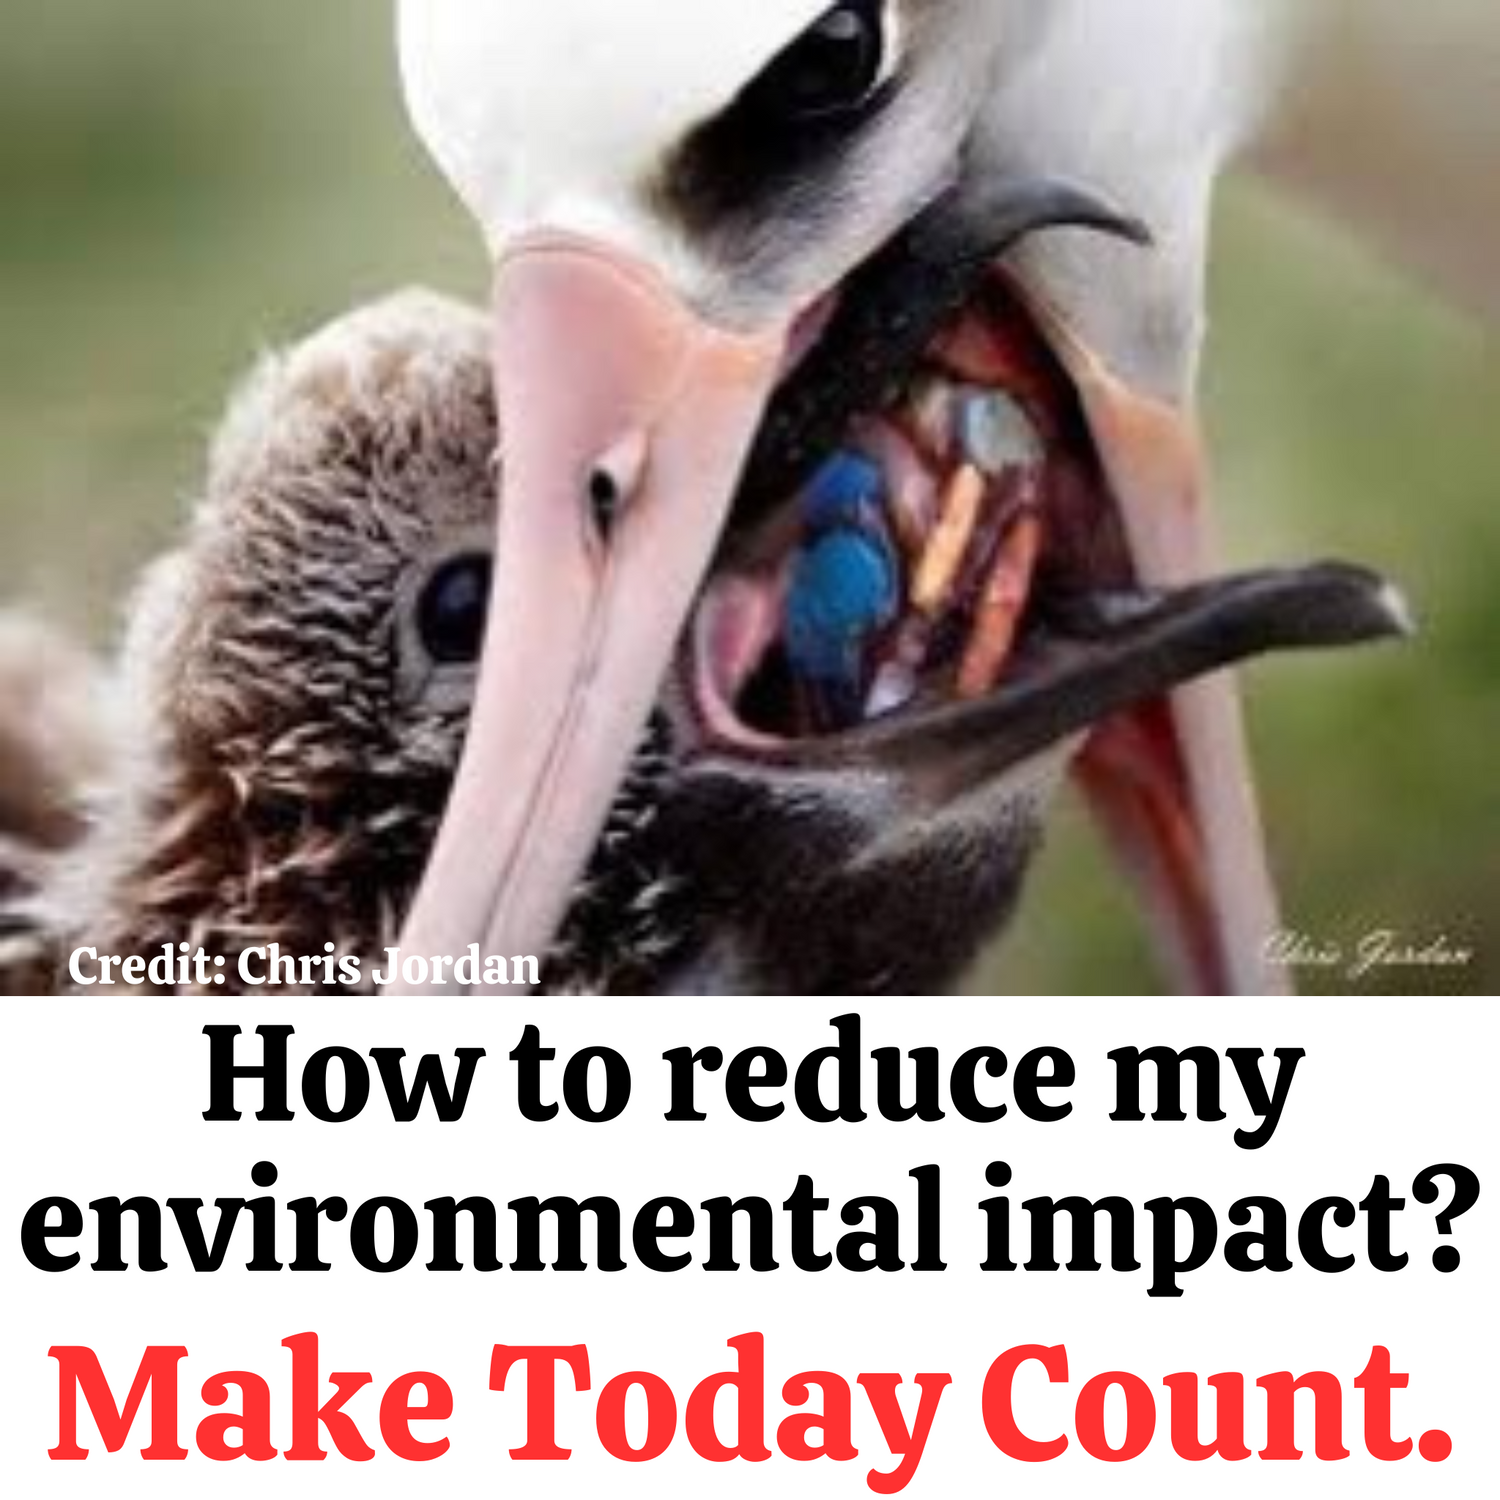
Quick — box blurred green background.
[2,3,1496,993]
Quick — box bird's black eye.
[416,553,492,665]
[751,1,887,121]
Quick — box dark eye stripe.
[651,6,902,246]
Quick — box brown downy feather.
[34,291,501,994]
[0,613,109,994]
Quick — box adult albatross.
[0,1,1416,996]
[384,0,1407,994]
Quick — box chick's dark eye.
[416,553,492,665]
[753,1,887,120]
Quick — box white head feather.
[398,1,1000,321]
[399,1,827,265]
[398,0,1289,386]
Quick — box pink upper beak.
[385,235,785,994]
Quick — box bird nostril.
[588,468,623,542]
[587,431,649,545]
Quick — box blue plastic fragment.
[800,451,886,532]
[784,451,899,719]
[957,388,1042,475]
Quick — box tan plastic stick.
[912,464,985,615]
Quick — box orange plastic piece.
[957,509,1044,699]
[912,464,985,615]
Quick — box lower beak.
[385,235,785,995]
[1050,324,1289,995]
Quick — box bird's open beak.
[389,216,1376,998]
[1045,316,1287,994]
[386,234,785,994]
